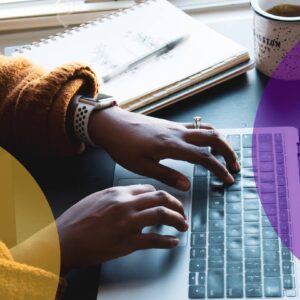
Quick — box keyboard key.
[227,262,243,273]
[227,181,241,192]
[244,223,259,234]
[209,220,224,232]
[189,272,196,285]
[264,277,282,297]
[275,144,283,153]
[279,197,288,209]
[276,154,284,164]
[243,168,255,178]
[278,187,287,197]
[260,193,276,204]
[263,227,278,239]
[227,274,243,298]
[280,223,289,235]
[227,249,242,261]
[244,199,259,211]
[190,259,206,272]
[280,210,289,222]
[261,204,277,216]
[245,246,260,258]
[189,286,205,298]
[260,172,275,183]
[226,191,241,203]
[210,185,224,198]
[190,248,206,259]
[192,177,207,232]
[243,157,255,168]
[243,188,258,199]
[209,245,224,257]
[283,275,294,289]
[263,239,279,251]
[209,209,224,220]
[246,284,262,297]
[245,259,261,271]
[246,272,261,284]
[243,148,255,158]
[227,203,241,214]
[209,232,224,245]
[262,215,278,227]
[282,246,292,260]
[227,237,242,249]
[259,143,273,152]
[244,235,260,246]
[277,165,285,175]
[227,135,241,151]
[259,134,272,143]
[198,273,205,285]
[226,214,241,225]
[260,183,276,193]
[263,251,279,264]
[243,134,255,148]
[277,175,285,185]
[191,233,206,247]
[208,257,224,269]
[260,152,274,162]
[274,134,282,144]
[207,269,224,298]
[264,264,280,277]
[244,212,259,222]
[282,261,293,274]
[243,178,257,188]
[260,162,274,172]
[209,198,224,209]
[227,225,242,237]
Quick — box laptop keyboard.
[189,133,296,299]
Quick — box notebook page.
[16,0,248,106]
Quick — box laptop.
[97,127,299,300]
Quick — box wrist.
[88,105,122,146]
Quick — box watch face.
[96,93,113,101]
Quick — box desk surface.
[10,16,269,300]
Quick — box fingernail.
[176,179,190,191]
[226,173,235,185]
[234,162,240,172]
[183,222,189,231]
[171,238,180,247]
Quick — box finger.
[168,144,234,184]
[183,122,215,130]
[132,206,188,232]
[139,159,190,191]
[121,184,156,195]
[184,129,240,172]
[134,233,179,250]
[131,190,186,218]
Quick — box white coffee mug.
[251,0,300,79]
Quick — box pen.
[102,35,188,83]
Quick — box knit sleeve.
[0,55,99,155]
[0,241,64,300]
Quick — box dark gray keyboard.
[189,133,296,299]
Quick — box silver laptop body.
[98,127,300,300]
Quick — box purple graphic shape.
[253,41,300,259]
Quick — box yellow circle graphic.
[0,147,60,300]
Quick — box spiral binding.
[15,0,156,55]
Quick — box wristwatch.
[74,93,117,146]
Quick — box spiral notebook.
[12,0,251,113]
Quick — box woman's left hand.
[88,106,240,191]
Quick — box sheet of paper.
[16,0,248,106]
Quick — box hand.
[89,106,240,191]
[56,184,188,273]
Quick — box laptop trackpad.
[117,178,191,247]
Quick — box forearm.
[0,55,99,155]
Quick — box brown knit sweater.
[0,55,99,155]
[0,55,99,299]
